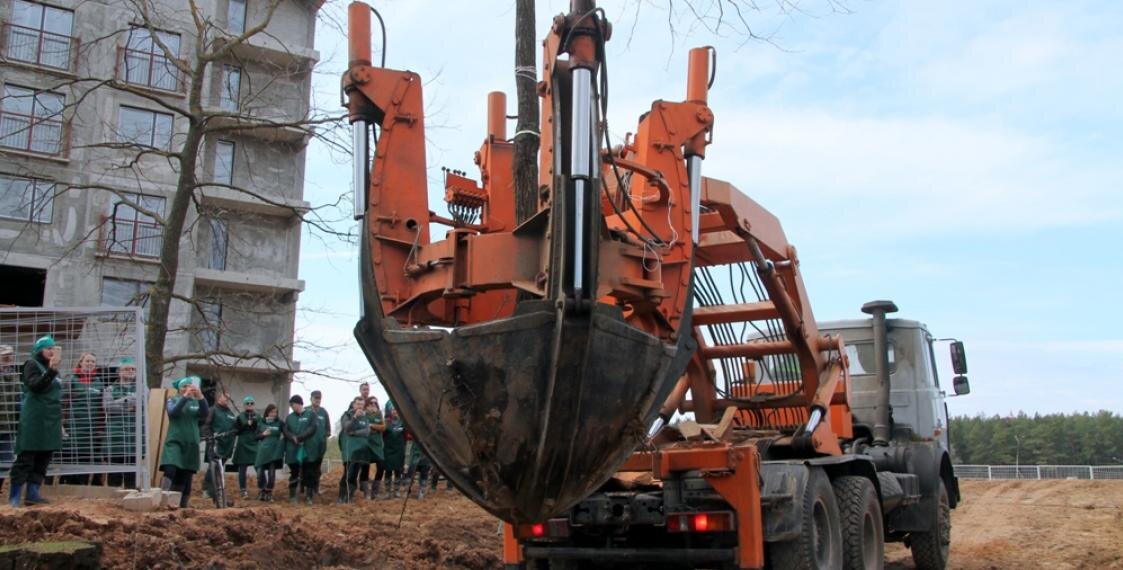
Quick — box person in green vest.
[282,394,317,504]
[103,357,139,488]
[378,404,406,499]
[62,351,104,486]
[364,400,387,499]
[339,397,372,503]
[9,336,64,508]
[231,396,260,499]
[159,376,208,508]
[0,345,20,497]
[306,390,330,497]
[405,433,433,500]
[253,403,284,501]
[202,391,238,500]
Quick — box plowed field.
[0,479,1120,568]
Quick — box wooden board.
[146,388,173,488]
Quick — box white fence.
[955,464,1123,481]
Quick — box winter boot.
[25,483,48,505]
[7,483,21,508]
[369,480,381,500]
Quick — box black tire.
[910,480,950,570]
[768,467,843,570]
[833,476,884,570]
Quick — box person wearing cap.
[9,336,64,508]
[307,390,330,496]
[103,357,139,488]
[202,391,238,500]
[282,394,317,504]
[364,396,387,499]
[358,394,379,496]
[253,403,284,501]
[0,345,18,496]
[159,376,209,508]
[231,396,261,499]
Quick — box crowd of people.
[2,336,450,509]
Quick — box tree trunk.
[513,0,539,224]
[144,66,206,389]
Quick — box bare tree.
[0,0,349,387]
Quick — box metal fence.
[955,464,1123,481]
[0,307,148,487]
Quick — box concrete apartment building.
[0,0,318,404]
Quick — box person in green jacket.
[231,396,260,498]
[62,351,104,486]
[9,336,64,508]
[159,376,208,508]
[202,391,238,499]
[253,403,284,501]
[364,403,387,499]
[306,390,330,496]
[378,405,406,499]
[405,434,433,500]
[282,394,317,504]
[103,357,139,488]
[339,397,372,503]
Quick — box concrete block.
[160,491,182,508]
[0,540,101,569]
[121,490,162,512]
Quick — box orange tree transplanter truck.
[342,2,970,568]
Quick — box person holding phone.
[231,396,260,498]
[254,404,284,501]
[159,376,209,508]
[9,336,64,508]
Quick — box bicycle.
[202,429,237,509]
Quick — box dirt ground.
[0,478,1120,568]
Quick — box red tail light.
[515,519,571,540]
[666,511,734,533]
[531,523,545,537]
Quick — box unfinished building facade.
[0,0,319,404]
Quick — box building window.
[4,0,74,70]
[100,277,153,314]
[0,84,65,155]
[0,174,54,222]
[204,217,228,270]
[214,140,235,185]
[106,192,165,258]
[219,65,241,111]
[227,0,247,35]
[117,106,174,150]
[197,299,222,352]
[121,27,181,92]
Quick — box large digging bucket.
[354,236,694,522]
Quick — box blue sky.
[292,1,1123,421]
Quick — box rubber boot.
[370,480,381,500]
[24,483,48,505]
[304,486,314,505]
[7,483,21,508]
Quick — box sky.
[290,0,1123,424]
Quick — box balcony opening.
[0,265,46,306]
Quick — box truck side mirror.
[950,341,968,375]
[952,375,970,396]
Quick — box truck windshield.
[844,342,896,376]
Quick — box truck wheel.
[910,480,950,570]
[768,468,842,570]
[833,476,884,570]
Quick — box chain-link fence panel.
[955,465,1123,481]
[0,307,147,488]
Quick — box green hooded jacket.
[366,408,385,462]
[254,416,284,468]
[382,417,406,471]
[341,410,373,464]
[208,403,239,459]
[283,408,316,465]
[15,353,63,452]
[231,410,260,465]
[160,395,206,472]
[103,380,137,458]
